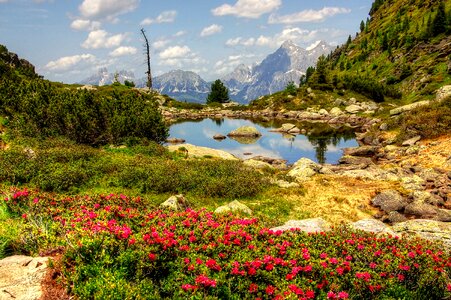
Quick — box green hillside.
[323,0,451,103]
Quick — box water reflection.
[168,118,358,164]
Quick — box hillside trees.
[207,79,229,104]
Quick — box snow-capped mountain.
[79,40,332,104]
[79,68,135,86]
[151,70,210,103]
[222,40,332,103]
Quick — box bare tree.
[140,28,152,89]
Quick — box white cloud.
[157,46,207,68]
[79,0,139,21]
[200,24,223,37]
[212,0,281,18]
[109,46,137,57]
[70,19,101,31]
[174,30,187,37]
[81,29,127,49]
[45,54,96,72]
[159,45,191,59]
[140,10,177,26]
[226,27,344,49]
[268,7,351,24]
[152,39,170,50]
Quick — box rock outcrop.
[0,255,49,300]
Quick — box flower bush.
[3,187,451,299]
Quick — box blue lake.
[169,118,358,165]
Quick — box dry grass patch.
[282,175,398,224]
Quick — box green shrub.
[394,96,451,141]
[0,77,168,145]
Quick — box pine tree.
[431,1,446,36]
[207,79,229,104]
[360,20,365,32]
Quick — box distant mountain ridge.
[79,40,332,103]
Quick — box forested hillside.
[307,0,451,103]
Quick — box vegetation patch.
[2,188,451,299]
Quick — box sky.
[0,0,374,83]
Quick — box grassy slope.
[330,0,451,104]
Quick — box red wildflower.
[249,283,258,293]
[265,285,276,295]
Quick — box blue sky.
[0,0,373,83]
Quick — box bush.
[0,77,168,145]
[394,96,451,141]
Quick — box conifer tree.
[431,1,446,36]
[207,79,229,104]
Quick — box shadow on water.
[168,118,358,164]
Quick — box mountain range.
[79,40,332,103]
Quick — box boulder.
[338,155,373,167]
[243,159,274,170]
[411,191,445,206]
[393,219,451,247]
[228,135,261,144]
[270,218,331,233]
[281,123,297,132]
[329,107,342,116]
[389,100,430,116]
[345,104,363,114]
[436,209,451,222]
[160,194,190,211]
[274,180,300,188]
[436,85,451,102]
[213,134,226,140]
[404,201,438,217]
[379,123,389,131]
[0,255,49,300]
[227,126,261,137]
[214,200,252,215]
[371,190,408,213]
[343,146,378,157]
[318,109,329,115]
[401,135,421,147]
[167,144,238,160]
[288,158,320,182]
[386,211,408,224]
[350,219,395,235]
[166,137,186,144]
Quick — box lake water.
[168,118,358,165]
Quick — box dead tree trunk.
[140,28,152,89]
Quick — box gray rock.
[351,219,395,235]
[215,200,252,215]
[411,191,445,206]
[345,104,363,114]
[402,135,421,147]
[436,85,451,102]
[0,255,49,300]
[270,218,331,233]
[338,155,373,167]
[371,190,408,213]
[274,180,300,188]
[379,123,389,131]
[393,219,451,247]
[386,211,408,224]
[166,137,186,144]
[160,194,190,211]
[390,101,430,116]
[167,143,238,160]
[343,146,377,157]
[288,157,320,182]
[436,209,451,222]
[329,107,342,116]
[318,109,329,115]
[404,201,438,217]
[213,134,226,140]
[244,159,274,170]
[227,126,262,137]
